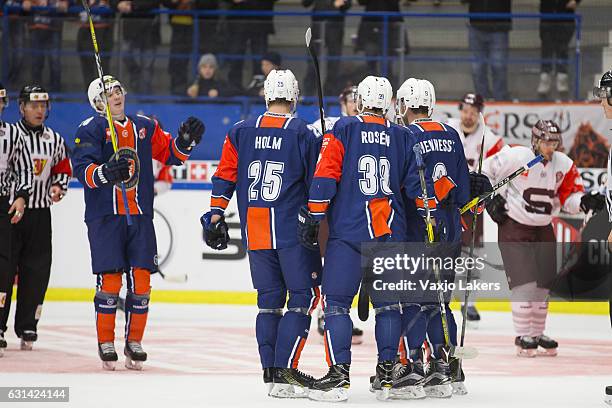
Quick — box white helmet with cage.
[356,76,393,114]
[396,78,436,117]
[87,75,126,113]
[264,69,299,110]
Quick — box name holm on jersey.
[255,136,282,150]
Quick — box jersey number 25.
[248,160,284,202]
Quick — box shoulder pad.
[78,116,96,128]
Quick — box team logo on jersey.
[153,254,159,266]
[122,129,129,138]
[33,158,48,176]
[42,131,51,140]
[138,128,146,140]
[115,147,140,190]
[311,272,318,280]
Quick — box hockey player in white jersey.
[482,120,601,357]
[447,92,504,325]
[309,86,358,135]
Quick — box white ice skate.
[515,336,537,358]
[269,368,313,399]
[98,342,118,371]
[451,381,468,395]
[308,387,349,402]
[536,335,558,357]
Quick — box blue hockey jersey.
[71,114,191,221]
[210,112,321,250]
[404,119,471,242]
[308,114,425,242]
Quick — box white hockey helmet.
[396,78,436,117]
[264,69,299,110]
[87,75,126,113]
[356,76,393,114]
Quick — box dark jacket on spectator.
[21,0,71,31]
[111,0,160,42]
[357,0,402,22]
[193,77,237,97]
[223,0,277,35]
[462,0,512,32]
[79,0,114,29]
[303,0,351,22]
[162,0,218,26]
[540,0,580,22]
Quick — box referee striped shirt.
[15,120,71,209]
[0,120,32,201]
[607,147,612,221]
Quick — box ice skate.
[263,367,275,394]
[449,356,468,395]
[20,330,37,351]
[368,361,393,401]
[308,364,350,402]
[0,331,6,357]
[605,385,612,406]
[423,359,453,398]
[462,305,481,329]
[515,336,538,357]
[536,334,558,356]
[390,361,426,399]
[98,342,118,371]
[269,367,314,398]
[124,341,147,370]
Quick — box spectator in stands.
[4,0,27,89]
[463,0,511,101]
[246,51,281,97]
[302,0,351,96]
[224,0,277,90]
[187,53,235,98]
[77,0,114,87]
[23,0,69,92]
[537,0,580,97]
[112,0,160,94]
[163,0,219,95]
[356,0,405,85]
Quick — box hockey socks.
[374,304,402,362]
[94,273,122,343]
[274,311,310,368]
[256,310,282,368]
[124,268,151,342]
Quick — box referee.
[0,85,71,352]
[0,83,33,357]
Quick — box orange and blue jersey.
[308,114,425,242]
[71,114,191,221]
[210,112,322,250]
[404,118,471,242]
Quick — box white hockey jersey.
[482,145,584,227]
[308,116,341,136]
[607,148,612,222]
[447,118,504,171]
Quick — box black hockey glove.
[101,157,131,184]
[469,172,493,198]
[486,194,508,225]
[177,116,205,150]
[579,191,606,213]
[201,211,230,250]
[297,206,320,251]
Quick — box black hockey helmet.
[19,85,50,118]
[0,82,7,108]
[338,85,358,104]
[593,70,612,104]
[531,119,562,152]
[459,92,484,112]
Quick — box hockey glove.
[469,172,493,198]
[486,194,508,225]
[177,116,205,150]
[100,157,131,184]
[580,191,606,213]
[297,206,320,251]
[201,211,230,250]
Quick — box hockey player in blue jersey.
[297,76,429,402]
[202,69,323,398]
[395,78,492,397]
[71,75,204,371]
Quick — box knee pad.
[322,294,352,317]
[287,287,320,316]
[96,272,122,294]
[257,287,286,315]
[126,267,151,295]
[125,292,150,315]
[94,291,119,314]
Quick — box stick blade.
[305,27,312,47]
[357,283,369,322]
[453,346,478,359]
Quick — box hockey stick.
[414,144,477,359]
[457,113,486,373]
[305,27,326,136]
[459,154,545,215]
[157,268,188,283]
[81,0,132,225]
